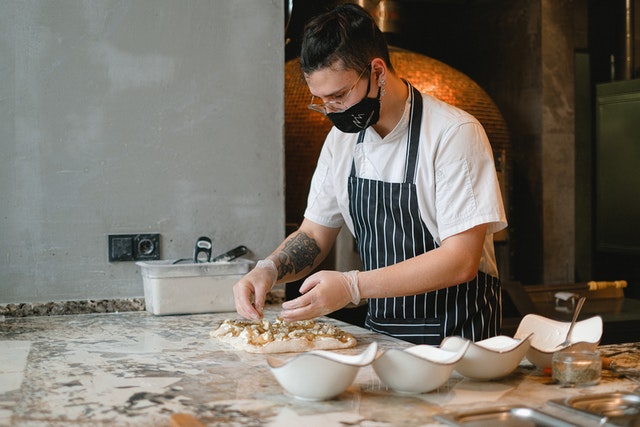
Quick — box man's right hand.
[233,259,278,320]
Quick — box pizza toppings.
[210,318,357,353]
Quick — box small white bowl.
[513,314,603,370]
[440,334,532,381]
[372,342,470,394]
[267,342,377,401]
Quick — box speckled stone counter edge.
[0,298,146,317]
[0,289,286,318]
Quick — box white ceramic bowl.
[267,342,377,401]
[440,334,532,380]
[513,314,603,370]
[372,342,470,394]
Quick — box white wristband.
[343,270,361,305]
[255,259,278,286]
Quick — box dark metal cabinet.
[596,79,640,254]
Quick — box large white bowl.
[267,342,377,401]
[440,334,533,380]
[513,314,603,370]
[372,342,470,394]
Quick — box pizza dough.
[210,318,357,353]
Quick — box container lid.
[137,259,253,279]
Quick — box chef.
[233,3,507,344]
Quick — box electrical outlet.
[108,234,160,262]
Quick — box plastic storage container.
[137,259,253,315]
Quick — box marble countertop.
[1,307,638,427]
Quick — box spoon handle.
[565,296,586,341]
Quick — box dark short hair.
[300,3,393,75]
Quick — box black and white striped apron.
[347,83,501,345]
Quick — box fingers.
[280,271,347,321]
[279,274,322,321]
[297,272,322,294]
[233,271,272,320]
[280,306,314,322]
[281,292,313,311]
[281,273,320,312]
[280,294,319,321]
[234,283,262,320]
[252,289,267,318]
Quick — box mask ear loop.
[371,65,383,100]
[363,73,383,102]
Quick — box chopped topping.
[212,318,352,347]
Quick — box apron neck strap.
[404,82,423,184]
[350,81,423,183]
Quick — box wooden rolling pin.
[587,280,627,291]
[170,413,206,427]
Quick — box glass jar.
[552,349,601,387]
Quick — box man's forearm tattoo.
[275,232,320,280]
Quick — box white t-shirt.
[304,91,508,278]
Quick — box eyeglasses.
[308,65,369,115]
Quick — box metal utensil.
[211,245,248,262]
[193,236,212,263]
[556,296,586,348]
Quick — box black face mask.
[327,79,381,133]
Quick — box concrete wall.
[0,1,284,304]
[541,0,576,283]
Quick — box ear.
[370,58,387,85]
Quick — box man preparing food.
[233,3,507,345]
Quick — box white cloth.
[304,91,508,278]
